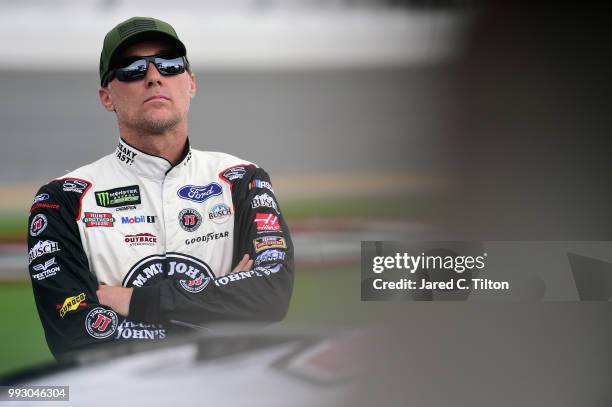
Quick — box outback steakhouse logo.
[123,253,214,294]
[125,233,157,247]
[83,212,115,227]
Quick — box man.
[27,16,294,358]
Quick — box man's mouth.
[144,95,170,103]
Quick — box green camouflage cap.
[99,16,187,86]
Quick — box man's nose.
[145,61,163,86]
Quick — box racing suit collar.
[115,138,192,180]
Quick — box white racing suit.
[27,139,294,358]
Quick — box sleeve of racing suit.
[128,166,294,324]
[28,179,124,358]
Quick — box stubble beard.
[132,111,183,135]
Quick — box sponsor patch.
[58,293,86,318]
[116,142,137,166]
[179,208,202,232]
[254,213,281,232]
[95,185,141,208]
[123,253,214,294]
[30,203,60,213]
[62,179,89,193]
[254,249,287,266]
[115,321,166,340]
[83,212,115,227]
[86,307,119,339]
[208,203,232,224]
[214,263,283,287]
[254,263,283,275]
[251,193,279,214]
[185,230,229,246]
[222,166,247,181]
[32,193,50,205]
[28,240,60,265]
[31,257,60,280]
[124,233,157,247]
[249,179,274,192]
[114,205,137,212]
[29,214,48,237]
[121,215,156,224]
[177,183,222,203]
[254,236,287,253]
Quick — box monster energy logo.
[95,185,141,208]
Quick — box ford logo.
[177,183,223,203]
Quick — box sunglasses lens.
[156,56,186,76]
[115,59,148,81]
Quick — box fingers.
[231,254,252,273]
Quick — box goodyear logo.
[59,293,86,318]
[95,185,141,208]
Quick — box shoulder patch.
[218,164,256,184]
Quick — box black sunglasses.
[109,54,188,84]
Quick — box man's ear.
[99,86,115,112]
[189,71,196,98]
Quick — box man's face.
[99,40,196,135]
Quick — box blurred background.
[0,0,470,374]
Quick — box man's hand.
[232,254,253,273]
[97,285,133,317]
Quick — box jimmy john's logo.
[95,185,141,208]
[57,293,86,317]
[83,212,115,227]
[123,253,214,293]
[86,307,119,339]
[115,320,166,340]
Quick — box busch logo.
[177,183,222,203]
[251,193,279,214]
[254,214,281,232]
[86,307,119,339]
[208,203,232,224]
[28,240,60,265]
